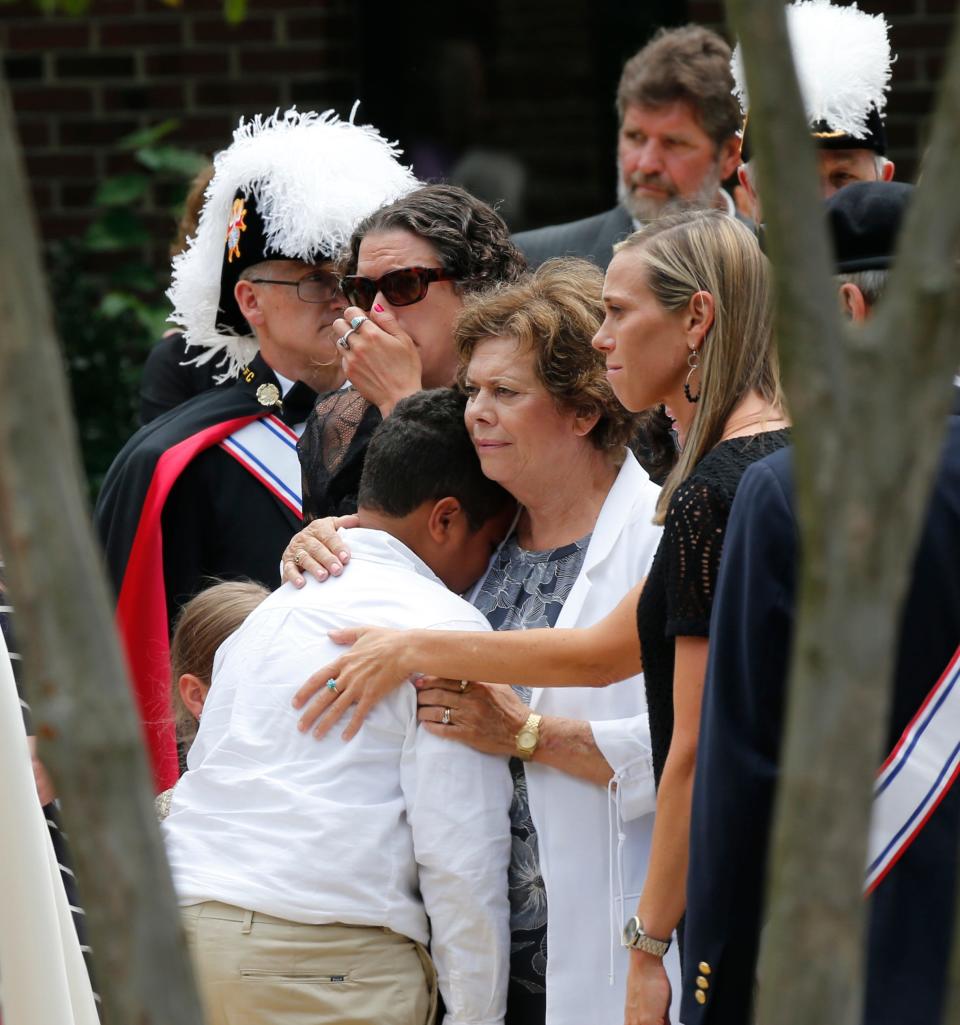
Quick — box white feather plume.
[168,107,420,379]
[732,1,892,139]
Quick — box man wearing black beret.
[681,180,960,1024]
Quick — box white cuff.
[590,714,656,820]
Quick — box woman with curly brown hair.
[296,212,787,1025]
[283,257,670,1025]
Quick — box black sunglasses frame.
[247,271,342,304]
[340,266,457,311]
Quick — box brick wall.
[0,0,362,261]
[687,0,957,181]
[2,0,953,260]
[0,0,675,257]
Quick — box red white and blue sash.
[219,415,303,519]
[865,643,960,893]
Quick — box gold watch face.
[517,729,537,751]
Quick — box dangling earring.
[683,349,701,404]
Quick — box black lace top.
[297,387,383,521]
[637,430,791,783]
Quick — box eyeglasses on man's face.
[340,266,457,312]
[247,269,342,304]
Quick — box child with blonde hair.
[156,580,268,819]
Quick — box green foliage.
[83,207,152,250]
[116,119,180,150]
[94,174,150,206]
[0,0,248,15]
[224,0,248,23]
[52,123,206,497]
[48,238,151,497]
[136,144,208,177]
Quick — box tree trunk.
[0,63,205,1025]
[724,2,960,1023]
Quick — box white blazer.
[474,450,681,1025]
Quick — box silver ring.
[441,707,452,726]
[337,323,362,351]
[459,679,469,693]
[349,314,368,331]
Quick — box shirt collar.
[339,527,446,588]
[273,370,296,397]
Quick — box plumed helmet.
[732,1,893,161]
[168,106,420,380]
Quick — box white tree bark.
[0,65,205,1025]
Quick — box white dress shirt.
[163,528,512,1025]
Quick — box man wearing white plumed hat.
[95,108,417,792]
[734,0,896,213]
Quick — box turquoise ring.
[326,679,339,694]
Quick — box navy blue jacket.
[682,417,960,1024]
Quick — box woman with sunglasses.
[295,183,526,524]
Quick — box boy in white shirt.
[163,388,515,1025]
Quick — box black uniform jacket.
[139,331,229,425]
[95,354,314,790]
[682,417,960,1025]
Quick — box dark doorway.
[355,0,685,232]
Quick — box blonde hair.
[615,210,783,523]
[169,579,269,746]
[454,258,637,453]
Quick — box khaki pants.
[180,901,438,1025]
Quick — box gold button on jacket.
[699,961,712,975]
[695,990,707,1005]
[696,975,710,989]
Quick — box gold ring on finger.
[459,679,469,693]
[294,549,308,568]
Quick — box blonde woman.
[288,212,788,1025]
[606,211,787,1025]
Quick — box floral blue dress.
[472,531,591,1025]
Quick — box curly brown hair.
[453,258,637,453]
[339,183,527,294]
